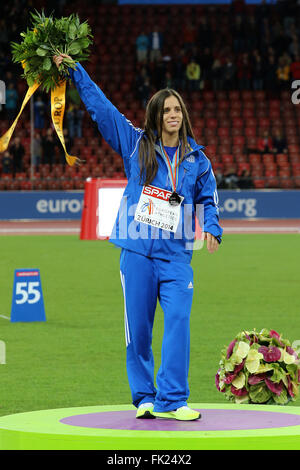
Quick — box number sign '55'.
[11,269,46,322]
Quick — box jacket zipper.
[147,146,199,257]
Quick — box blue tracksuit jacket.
[69,64,223,262]
[69,63,223,411]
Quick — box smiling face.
[161,95,183,141]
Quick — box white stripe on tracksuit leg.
[120,271,130,347]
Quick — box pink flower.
[224,372,237,384]
[226,340,237,359]
[265,378,283,396]
[248,373,267,385]
[234,359,246,374]
[258,345,281,362]
[286,346,299,360]
[250,335,258,346]
[231,385,248,396]
[270,330,280,340]
[270,330,284,346]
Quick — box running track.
[0,219,299,235]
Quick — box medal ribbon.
[159,140,180,193]
[0,78,81,167]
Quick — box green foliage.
[11,10,93,93]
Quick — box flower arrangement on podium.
[216,329,300,405]
[0,10,93,166]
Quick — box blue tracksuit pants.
[120,248,194,412]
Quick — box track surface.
[0,219,299,235]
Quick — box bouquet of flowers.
[11,10,93,92]
[0,10,93,166]
[215,329,300,405]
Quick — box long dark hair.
[138,88,195,186]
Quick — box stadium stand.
[1,0,300,190]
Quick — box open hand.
[202,232,219,253]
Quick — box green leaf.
[245,349,263,373]
[273,388,288,405]
[249,383,272,403]
[232,372,246,390]
[39,44,51,51]
[68,23,77,40]
[42,57,52,71]
[68,42,81,55]
[36,47,48,56]
[235,341,250,359]
[26,75,36,87]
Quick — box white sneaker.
[136,402,155,419]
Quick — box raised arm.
[53,54,143,170]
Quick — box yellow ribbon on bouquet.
[0,77,81,167]
[50,80,81,167]
[0,81,40,153]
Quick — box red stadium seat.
[218,127,230,137]
[231,100,242,110]
[206,118,218,128]
[249,153,261,164]
[235,154,248,163]
[266,176,280,188]
[220,136,232,146]
[280,178,294,189]
[218,100,230,110]
[232,128,243,138]
[221,154,234,165]
[279,167,291,177]
[204,128,216,137]
[218,145,232,155]
[208,136,219,146]
[259,118,270,128]
[193,118,205,128]
[294,176,300,188]
[19,180,32,191]
[237,162,250,174]
[205,145,217,156]
[47,180,61,191]
[262,154,275,166]
[232,136,245,146]
[228,91,240,101]
[232,117,244,128]
[288,144,300,153]
[229,109,241,118]
[254,91,266,100]
[265,168,277,178]
[244,116,257,126]
[253,178,266,188]
[276,153,289,166]
[203,91,214,101]
[242,108,255,118]
[244,127,256,138]
[232,145,245,155]
[241,91,253,101]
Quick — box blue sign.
[11,269,46,322]
[0,191,84,220]
[0,189,299,221]
[218,190,300,219]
